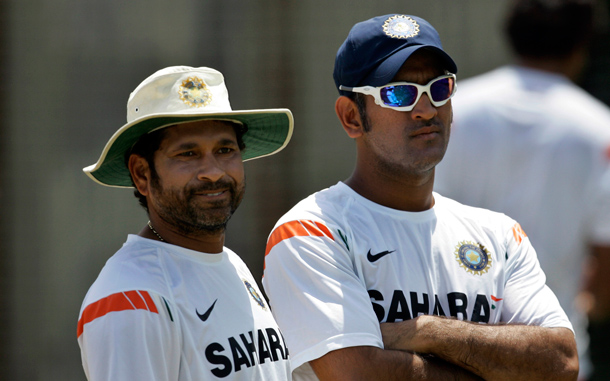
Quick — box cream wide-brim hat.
[83,66,294,188]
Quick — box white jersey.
[434,65,610,376]
[78,235,291,381]
[262,182,572,380]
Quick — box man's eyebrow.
[169,138,238,151]
[217,138,239,146]
[170,142,198,151]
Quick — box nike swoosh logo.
[196,299,217,322]
[367,249,396,263]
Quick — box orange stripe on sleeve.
[315,221,334,240]
[265,220,335,256]
[300,220,335,240]
[511,223,528,245]
[265,221,309,256]
[125,290,159,314]
[77,290,158,338]
[138,290,159,313]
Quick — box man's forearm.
[310,345,483,381]
[381,316,578,381]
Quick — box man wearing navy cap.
[262,14,578,380]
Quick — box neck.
[345,165,435,212]
[140,215,226,254]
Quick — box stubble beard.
[369,121,449,176]
[359,97,453,180]
[149,171,246,236]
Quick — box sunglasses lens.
[380,85,418,107]
[430,77,455,103]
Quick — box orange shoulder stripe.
[77,290,158,338]
[512,223,528,245]
[265,219,334,256]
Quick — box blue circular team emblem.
[243,279,266,310]
[455,241,492,275]
[383,15,420,39]
[179,76,212,107]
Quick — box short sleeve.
[77,290,179,381]
[501,223,573,330]
[263,219,383,372]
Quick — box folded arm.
[380,315,578,381]
[310,345,483,381]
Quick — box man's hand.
[380,315,426,352]
[381,316,578,381]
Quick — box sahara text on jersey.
[205,327,289,378]
[369,290,503,323]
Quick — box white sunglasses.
[339,73,457,112]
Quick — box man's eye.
[178,151,195,157]
[218,147,235,154]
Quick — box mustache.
[418,118,440,127]
[186,180,235,195]
[411,118,448,130]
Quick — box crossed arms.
[263,214,579,381]
[310,316,578,381]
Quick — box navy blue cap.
[334,14,458,95]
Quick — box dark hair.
[346,92,372,133]
[505,0,594,59]
[126,122,247,212]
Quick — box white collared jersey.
[262,182,572,379]
[78,235,291,381]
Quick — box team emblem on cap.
[179,76,212,107]
[243,279,267,310]
[383,15,420,39]
[455,241,492,275]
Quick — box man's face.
[360,50,453,177]
[147,120,245,235]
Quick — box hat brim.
[83,109,294,188]
[362,45,458,87]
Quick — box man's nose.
[410,93,438,120]
[196,155,226,182]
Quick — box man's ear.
[335,96,365,139]
[128,154,151,197]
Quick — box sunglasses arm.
[339,85,376,95]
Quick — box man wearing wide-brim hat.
[77,66,293,380]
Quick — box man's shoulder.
[458,66,610,133]
[81,236,169,308]
[264,183,356,257]
[436,193,517,231]
[275,182,352,226]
